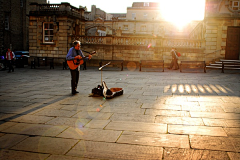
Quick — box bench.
[99,60,123,71]
[220,60,240,73]
[139,60,164,72]
[180,61,206,73]
[31,57,54,69]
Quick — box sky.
[49,0,205,17]
[49,0,205,28]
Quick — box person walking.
[168,48,179,70]
[6,48,15,73]
[66,40,92,95]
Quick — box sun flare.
[159,0,205,29]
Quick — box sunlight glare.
[159,0,205,29]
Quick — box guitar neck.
[82,50,94,54]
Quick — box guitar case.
[91,81,123,99]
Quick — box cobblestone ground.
[0,66,240,159]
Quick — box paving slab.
[0,149,50,160]
[168,125,227,136]
[9,114,54,124]
[223,128,240,137]
[2,123,68,136]
[110,113,155,123]
[141,103,181,110]
[11,136,78,154]
[46,117,91,127]
[72,111,113,120]
[57,127,121,142]
[190,135,240,152]
[0,121,18,131]
[155,116,204,125]
[227,152,240,160]
[117,131,190,148]
[145,109,190,117]
[67,140,163,159]
[190,112,240,119]
[0,134,28,149]
[46,155,98,160]
[105,121,167,133]
[163,148,230,160]
[202,118,240,127]
[33,108,77,117]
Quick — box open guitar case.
[91,81,123,99]
[91,62,123,99]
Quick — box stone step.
[220,59,240,63]
[206,66,222,69]
[209,63,222,66]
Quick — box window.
[5,15,9,30]
[20,0,23,7]
[232,1,239,10]
[132,13,136,20]
[43,22,54,43]
[141,25,146,31]
[143,13,148,19]
[123,25,128,30]
[144,2,149,7]
[75,25,80,35]
[230,1,240,10]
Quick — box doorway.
[225,26,240,60]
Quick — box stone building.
[0,0,46,54]
[85,5,113,21]
[28,2,86,64]
[190,0,240,62]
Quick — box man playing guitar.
[66,40,93,95]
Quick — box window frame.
[43,22,54,44]
[143,13,148,19]
[140,25,146,32]
[132,13,136,20]
[144,2,149,7]
[5,15,9,30]
[123,25,128,30]
[230,1,240,10]
[20,0,23,7]
[232,1,239,10]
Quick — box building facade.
[28,2,85,64]
[0,0,46,54]
[190,0,240,62]
[28,1,240,67]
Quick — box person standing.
[66,41,92,95]
[6,48,15,73]
[168,48,179,70]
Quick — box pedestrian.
[66,40,92,95]
[168,48,179,70]
[6,48,15,73]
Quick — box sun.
[159,0,205,29]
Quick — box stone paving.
[0,65,240,159]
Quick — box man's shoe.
[72,91,79,95]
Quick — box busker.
[66,40,92,95]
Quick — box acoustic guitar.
[67,50,96,70]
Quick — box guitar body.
[67,59,84,70]
[67,51,96,70]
